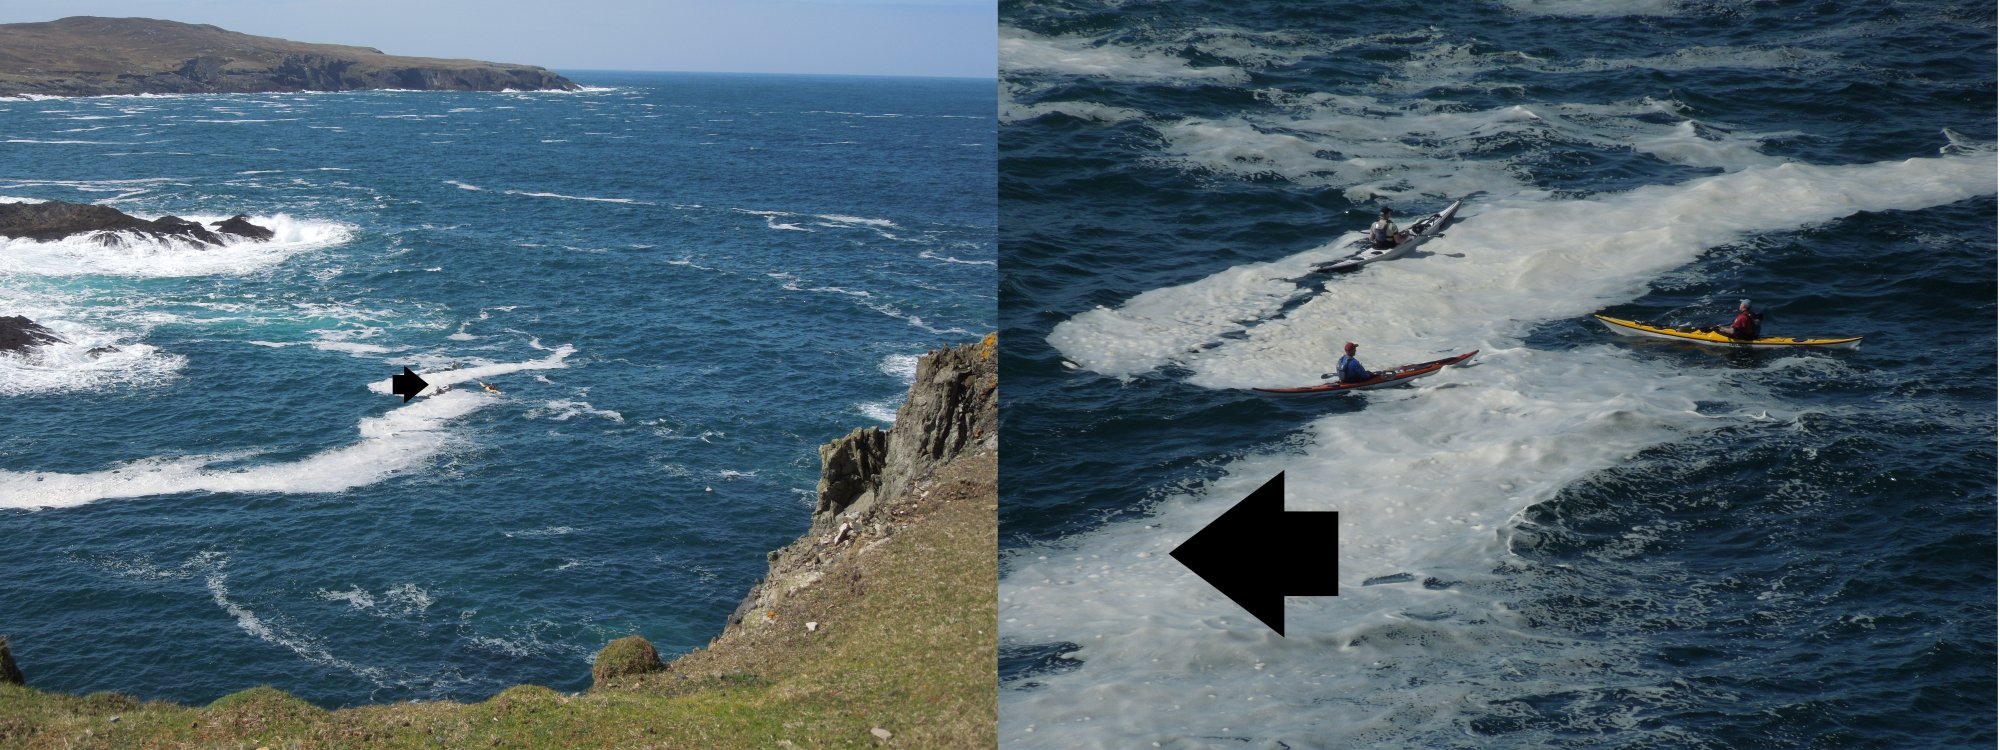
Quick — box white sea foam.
[858,300,971,336]
[527,399,624,423]
[366,345,575,399]
[920,250,998,266]
[1147,94,1793,203]
[502,190,648,205]
[859,401,899,424]
[4,138,123,145]
[317,586,377,610]
[734,210,812,232]
[309,341,395,356]
[202,553,396,685]
[445,180,484,191]
[1002,29,1250,84]
[1011,151,1997,745]
[0,314,185,396]
[815,214,898,228]
[503,525,575,539]
[384,583,434,616]
[0,389,486,509]
[879,353,920,383]
[0,341,574,507]
[0,213,353,277]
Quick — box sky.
[0,0,997,78]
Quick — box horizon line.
[552,67,996,81]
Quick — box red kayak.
[1253,350,1477,394]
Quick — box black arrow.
[1168,471,1338,636]
[391,367,429,402]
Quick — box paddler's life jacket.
[1370,219,1399,246]
[1336,354,1372,384]
[1729,310,1762,339]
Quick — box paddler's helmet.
[1379,207,1392,216]
[1739,299,1751,310]
[1343,342,1358,353]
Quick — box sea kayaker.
[1335,342,1373,383]
[1369,207,1401,249]
[1716,299,1762,340]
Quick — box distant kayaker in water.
[1368,207,1402,249]
[1717,299,1763,340]
[1335,342,1373,383]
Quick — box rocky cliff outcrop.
[723,334,998,632]
[0,17,579,97]
[0,200,274,247]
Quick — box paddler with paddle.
[1334,342,1373,384]
[1715,299,1763,340]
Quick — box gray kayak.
[1315,197,1465,273]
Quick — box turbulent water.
[1000,1,1994,748]
[0,72,994,706]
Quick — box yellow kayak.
[1594,315,1862,350]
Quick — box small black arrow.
[1168,471,1338,636]
[391,367,429,402]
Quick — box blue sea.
[999,1,1994,748]
[0,71,995,707]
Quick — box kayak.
[1594,315,1862,349]
[1254,350,1477,394]
[1315,197,1465,273]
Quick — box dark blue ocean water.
[0,71,994,707]
[999,1,1993,748]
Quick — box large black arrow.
[391,367,429,402]
[1168,471,1338,636]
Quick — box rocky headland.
[0,17,578,98]
[0,335,999,748]
[0,199,274,247]
[724,334,999,635]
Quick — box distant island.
[0,16,578,97]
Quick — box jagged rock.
[878,332,999,504]
[813,426,887,536]
[212,214,275,240]
[137,215,226,246]
[0,316,65,355]
[86,346,119,358]
[0,200,271,247]
[0,634,24,685]
[590,636,663,688]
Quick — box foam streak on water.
[0,387,492,509]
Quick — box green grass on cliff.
[0,449,998,749]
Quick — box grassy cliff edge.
[0,335,998,749]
